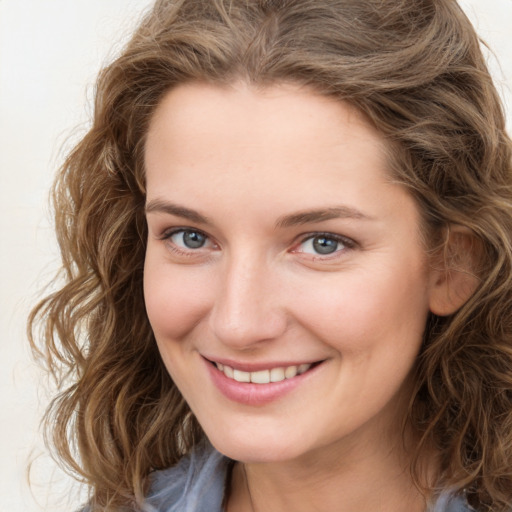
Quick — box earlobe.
[428,226,481,317]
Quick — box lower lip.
[204,359,323,406]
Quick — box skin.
[143,82,449,511]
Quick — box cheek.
[291,264,430,355]
[143,255,213,340]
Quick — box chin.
[204,425,312,464]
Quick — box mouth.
[203,357,326,405]
[207,359,323,384]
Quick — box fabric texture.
[142,442,474,512]
[143,441,230,512]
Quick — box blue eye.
[169,229,208,249]
[299,234,347,255]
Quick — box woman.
[29,0,512,511]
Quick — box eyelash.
[293,232,356,259]
[160,228,216,257]
[159,228,356,259]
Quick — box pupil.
[313,236,338,254]
[183,231,205,249]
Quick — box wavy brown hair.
[29,0,512,510]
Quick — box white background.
[0,1,510,511]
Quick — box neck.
[227,425,436,512]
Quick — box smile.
[214,362,312,384]
[204,357,325,405]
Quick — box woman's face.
[144,82,438,464]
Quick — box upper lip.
[202,355,324,372]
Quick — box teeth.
[297,363,310,374]
[215,363,312,384]
[270,367,285,382]
[284,366,297,378]
[251,370,270,384]
[233,369,251,383]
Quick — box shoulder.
[430,493,478,512]
[144,441,232,512]
[75,442,230,512]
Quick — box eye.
[296,233,352,256]
[164,229,213,250]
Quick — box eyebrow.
[145,200,210,224]
[275,206,372,228]
[145,200,372,228]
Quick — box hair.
[29,0,512,510]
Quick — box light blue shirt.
[143,442,473,512]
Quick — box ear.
[428,226,481,316]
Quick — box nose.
[209,251,288,350]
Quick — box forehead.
[145,81,391,190]
[147,81,381,141]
